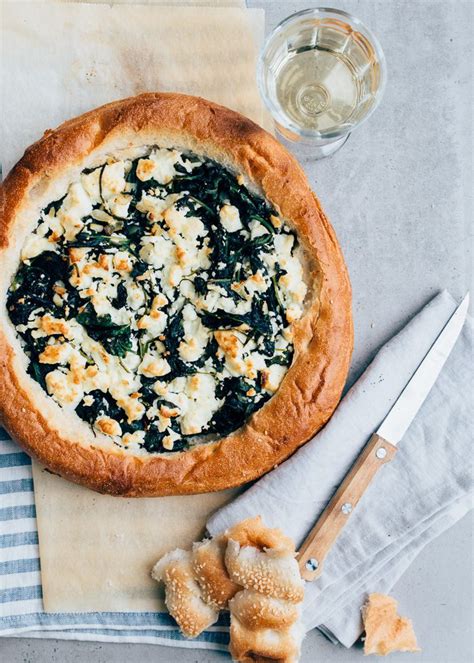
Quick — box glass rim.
[257,6,388,141]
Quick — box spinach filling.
[7,148,306,454]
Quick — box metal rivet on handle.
[376,447,387,459]
[341,502,353,515]
[306,558,319,572]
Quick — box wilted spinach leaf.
[112,282,128,309]
[143,425,186,453]
[160,310,195,379]
[75,390,125,426]
[269,348,293,366]
[199,309,248,330]
[193,276,208,296]
[7,252,67,325]
[27,361,54,391]
[43,195,66,216]
[131,260,148,278]
[211,377,269,436]
[76,306,132,357]
[69,231,130,249]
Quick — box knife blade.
[377,293,470,444]
[299,293,469,581]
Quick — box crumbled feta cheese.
[162,433,177,451]
[179,374,222,435]
[139,235,175,269]
[115,395,145,423]
[107,193,131,218]
[136,192,179,220]
[13,146,307,453]
[270,214,282,229]
[126,282,146,310]
[232,270,269,300]
[139,354,171,378]
[96,416,122,437]
[101,161,126,198]
[45,369,83,408]
[113,251,133,273]
[219,204,242,232]
[178,303,209,362]
[136,148,180,185]
[163,204,207,242]
[122,430,146,446]
[81,168,101,203]
[261,364,287,393]
[21,236,57,261]
[249,218,268,238]
[273,233,307,319]
[39,342,72,365]
[39,315,70,337]
[137,309,167,337]
[57,182,93,240]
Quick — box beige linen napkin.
[1,0,267,612]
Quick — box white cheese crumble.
[219,204,242,233]
[57,182,93,240]
[10,146,308,454]
[101,162,127,198]
[21,236,57,261]
[136,148,182,185]
[178,304,209,363]
[273,234,308,321]
[249,218,268,238]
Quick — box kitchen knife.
[299,294,470,581]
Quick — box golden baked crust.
[225,540,304,604]
[229,618,303,663]
[192,536,240,610]
[151,549,218,638]
[362,593,420,656]
[191,518,294,610]
[225,516,296,553]
[0,92,352,496]
[229,590,300,631]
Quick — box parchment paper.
[59,0,247,6]
[1,0,267,612]
[33,467,239,612]
[1,1,268,176]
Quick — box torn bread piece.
[151,515,305,661]
[191,516,294,611]
[151,549,218,638]
[224,516,295,553]
[362,593,421,656]
[225,539,304,604]
[192,535,241,610]
[229,589,300,631]
[230,616,304,663]
[225,518,305,661]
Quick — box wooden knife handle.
[298,433,397,581]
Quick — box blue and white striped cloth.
[0,430,229,648]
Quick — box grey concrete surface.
[1,0,472,661]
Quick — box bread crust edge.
[0,92,353,496]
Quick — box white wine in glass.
[258,8,387,159]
